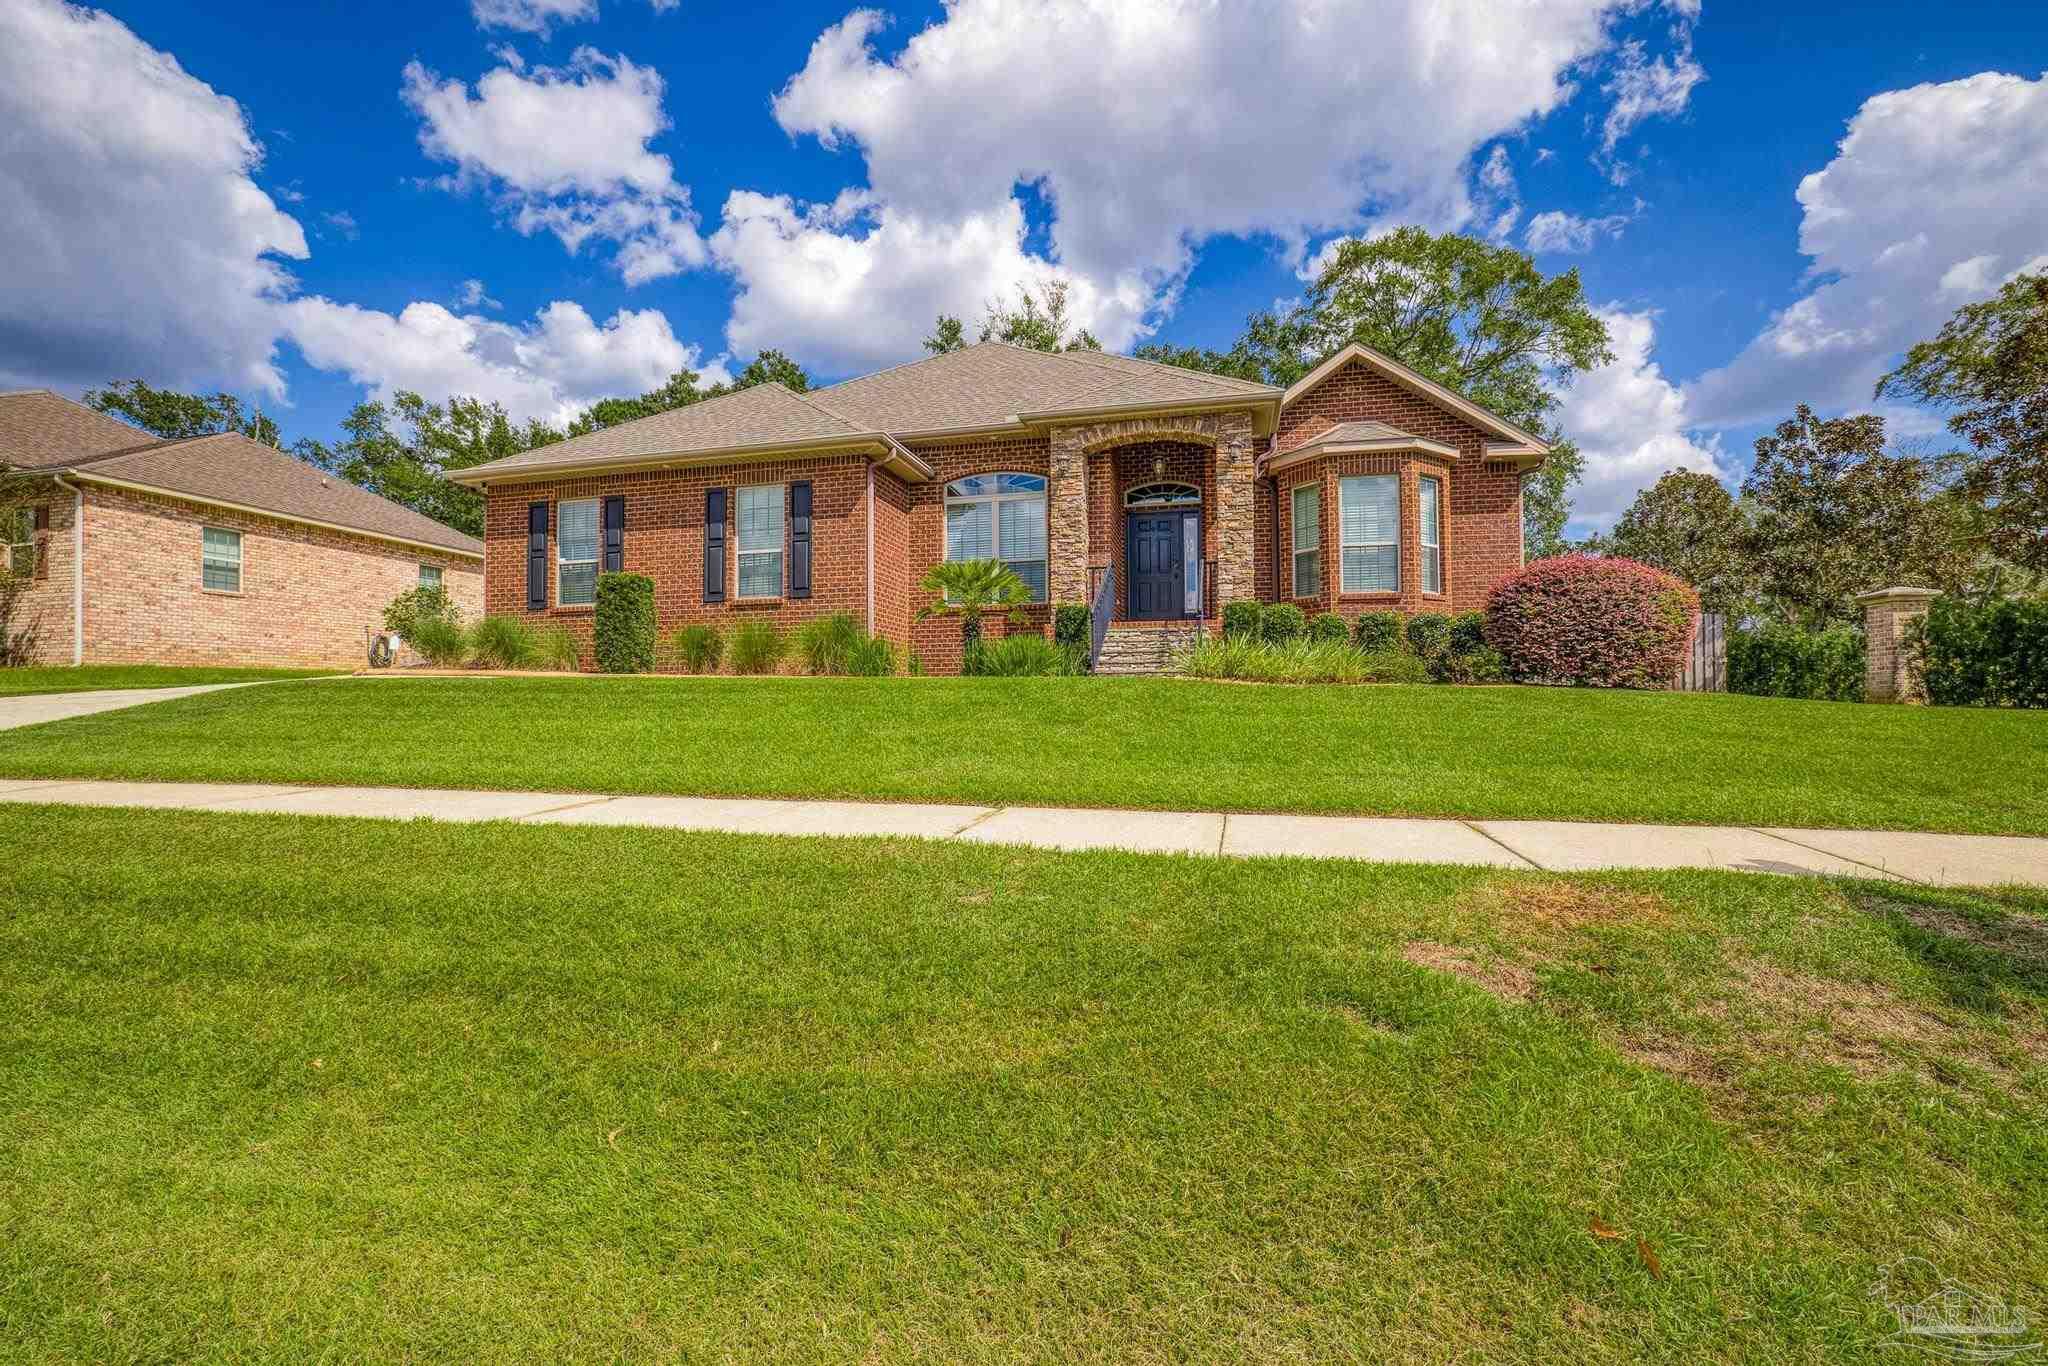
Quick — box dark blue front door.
[1127,510,1195,619]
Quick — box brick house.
[451,342,1547,673]
[1,390,482,668]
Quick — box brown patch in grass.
[1402,941,1536,1001]
[1618,1033,1731,1091]
[1864,896,2048,970]
[1459,878,1672,943]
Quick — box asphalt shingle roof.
[0,391,481,556]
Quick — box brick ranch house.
[451,342,1548,673]
[1,390,482,668]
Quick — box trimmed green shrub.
[1308,611,1348,643]
[1260,602,1306,644]
[796,613,866,675]
[593,573,656,674]
[964,633,1062,676]
[846,635,898,676]
[1222,600,1263,639]
[1447,611,1488,658]
[1728,622,1865,702]
[469,615,540,670]
[1053,603,1090,649]
[1485,554,1698,689]
[728,622,785,675]
[408,616,468,668]
[1404,612,1451,659]
[382,585,460,645]
[1182,636,1428,685]
[1353,610,1402,654]
[1916,596,2048,708]
[534,624,581,672]
[668,624,723,674]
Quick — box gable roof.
[1264,419,1461,474]
[1281,343,1550,460]
[448,380,929,485]
[0,391,481,558]
[452,343,1283,485]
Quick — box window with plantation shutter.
[736,484,783,598]
[1290,484,1319,598]
[556,498,599,606]
[1339,475,1399,593]
[942,473,1046,602]
[1419,476,1442,595]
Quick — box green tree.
[979,280,1101,353]
[1599,470,1754,615]
[1130,341,1268,384]
[85,379,283,446]
[1738,405,1978,629]
[567,352,813,438]
[1877,273,2048,573]
[922,315,968,355]
[915,558,1034,650]
[1135,228,1611,556]
[729,349,810,394]
[299,393,563,539]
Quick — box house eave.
[1016,392,1282,437]
[1263,435,1462,475]
[453,432,936,488]
[64,469,484,560]
[1281,342,1552,454]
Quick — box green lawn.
[0,805,2040,1360]
[0,674,2042,833]
[0,664,341,696]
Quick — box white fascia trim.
[1262,436,1459,476]
[1281,343,1551,453]
[66,471,483,561]
[453,434,935,488]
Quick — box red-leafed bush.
[1485,555,1698,688]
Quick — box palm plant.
[916,558,1035,650]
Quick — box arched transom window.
[944,473,1047,601]
[1124,481,1200,508]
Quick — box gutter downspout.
[865,460,876,634]
[49,475,84,664]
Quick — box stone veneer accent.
[1047,409,1257,607]
[1856,586,1941,703]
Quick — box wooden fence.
[1671,612,1727,692]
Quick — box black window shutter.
[32,504,49,580]
[33,505,49,532]
[602,495,625,574]
[703,488,726,603]
[526,501,549,611]
[788,481,812,600]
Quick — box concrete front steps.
[1092,621,1206,675]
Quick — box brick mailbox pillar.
[1855,586,1940,703]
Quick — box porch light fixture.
[1152,456,1165,477]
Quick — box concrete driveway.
[0,683,258,732]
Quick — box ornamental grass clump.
[796,613,867,675]
[668,624,724,674]
[728,622,786,676]
[1485,554,1698,689]
[408,616,469,668]
[1181,635,1428,685]
[468,616,540,670]
[533,625,581,673]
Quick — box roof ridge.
[780,382,870,434]
[1054,344,1278,395]
[809,341,980,396]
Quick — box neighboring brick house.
[451,342,1547,673]
[1,390,482,668]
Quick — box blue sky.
[3,0,2044,532]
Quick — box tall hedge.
[1727,622,1865,702]
[593,572,656,674]
[1917,596,2048,708]
[1485,554,1698,689]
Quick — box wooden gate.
[1671,612,1726,692]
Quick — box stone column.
[1213,411,1256,606]
[1047,426,1091,606]
[1855,586,1940,703]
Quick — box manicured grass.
[0,674,2043,833]
[0,664,341,695]
[0,806,2040,1360]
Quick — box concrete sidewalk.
[2,776,2044,887]
[0,683,266,732]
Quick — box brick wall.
[12,493,80,664]
[483,455,873,670]
[900,433,1054,674]
[1269,451,1457,617]
[1262,357,1527,612]
[75,485,480,668]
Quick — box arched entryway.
[1123,480,1202,620]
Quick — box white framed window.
[201,527,242,593]
[944,473,1047,602]
[736,484,784,598]
[419,564,444,591]
[556,498,598,606]
[1290,483,1320,599]
[1419,476,1443,595]
[1339,474,1400,594]
[2,507,33,578]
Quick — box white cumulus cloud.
[0,0,307,396]
[720,0,1701,371]
[402,48,705,283]
[1688,70,2048,428]
[1556,306,1729,531]
[1525,208,1633,253]
[471,0,679,34]
[282,297,717,428]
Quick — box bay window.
[1290,483,1319,598]
[1419,475,1443,595]
[1338,474,1400,594]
